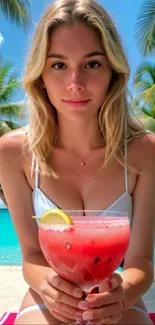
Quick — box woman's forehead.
[47,22,103,55]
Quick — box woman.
[0,0,154,324]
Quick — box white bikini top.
[31,140,132,222]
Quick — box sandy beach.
[0,266,155,318]
[0,266,28,314]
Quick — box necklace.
[68,150,86,166]
[54,135,105,167]
[66,145,104,167]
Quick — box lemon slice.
[33,209,74,225]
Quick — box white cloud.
[0,33,4,47]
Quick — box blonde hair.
[23,0,145,177]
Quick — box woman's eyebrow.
[47,50,105,59]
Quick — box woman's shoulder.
[0,125,29,161]
[129,131,155,149]
[128,132,155,168]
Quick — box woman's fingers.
[52,310,73,323]
[94,312,122,324]
[46,273,83,298]
[103,313,122,324]
[43,294,82,319]
[82,301,123,322]
[99,273,123,292]
[41,282,85,309]
[86,286,124,308]
[40,273,90,322]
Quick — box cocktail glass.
[38,210,130,325]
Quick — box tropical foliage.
[132,62,155,132]
[134,0,155,57]
[0,0,31,30]
[0,60,23,136]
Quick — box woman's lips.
[63,99,90,108]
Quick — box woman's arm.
[0,184,7,206]
[0,130,54,296]
[0,131,86,324]
[121,134,155,310]
[23,252,56,295]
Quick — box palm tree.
[134,0,155,56]
[134,62,155,107]
[0,0,31,30]
[0,60,24,136]
[132,61,155,132]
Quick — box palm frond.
[138,85,155,104]
[0,63,12,89]
[134,0,155,56]
[134,80,153,92]
[0,78,20,103]
[3,120,21,130]
[0,120,11,136]
[0,0,31,30]
[134,61,155,85]
[0,102,24,119]
[148,106,155,118]
[144,84,155,101]
[140,116,155,132]
[142,107,152,116]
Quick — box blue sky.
[0,0,154,103]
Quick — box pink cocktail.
[39,211,130,293]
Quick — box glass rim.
[63,210,128,216]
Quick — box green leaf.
[0,120,11,136]
[0,80,20,103]
[140,116,155,133]
[134,62,155,85]
[134,0,155,56]
[3,120,21,130]
[133,62,155,108]
[0,63,12,90]
[0,0,31,30]
[0,102,24,119]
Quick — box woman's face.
[42,22,112,121]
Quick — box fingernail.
[108,280,113,290]
[109,278,118,290]
[86,295,96,303]
[75,312,83,321]
[82,311,93,320]
[73,288,83,298]
[78,300,89,310]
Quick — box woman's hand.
[84,273,125,324]
[40,269,90,323]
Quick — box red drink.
[39,214,130,291]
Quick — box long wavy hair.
[23,0,145,177]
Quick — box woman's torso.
[30,143,135,221]
[5,127,147,311]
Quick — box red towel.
[0,313,17,325]
[150,313,155,324]
[0,312,155,324]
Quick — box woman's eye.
[51,62,66,69]
[86,61,101,68]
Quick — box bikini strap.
[124,118,129,193]
[31,154,39,189]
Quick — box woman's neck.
[56,116,104,156]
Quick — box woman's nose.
[67,70,85,92]
[67,83,85,91]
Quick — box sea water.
[0,208,22,265]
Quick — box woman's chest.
[35,159,136,211]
